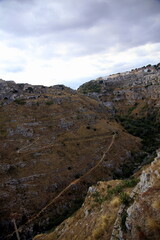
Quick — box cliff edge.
[34,149,160,240]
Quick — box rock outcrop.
[78,63,160,154]
[33,150,160,240]
[111,149,160,240]
[0,79,75,104]
[78,63,160,117]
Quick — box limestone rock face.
[78,63,160,156]
[33,150,160,240]
[125,149,160,240]
[78,64,160,116]
[0,80,75,104]
[111,149,160,240]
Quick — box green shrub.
[121,210,128,231]
[79,80,101,94]
[14,99,26,105]
[46,100,54,105]
[106,178,138,199]
[107,185,123,196]
[117,114,160,154]
[128,103,138,114]
[0,128,7,137]
[92,191,106,204]
[122,178,139,188]
[120,192,131,206]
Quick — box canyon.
[0,63,159,240]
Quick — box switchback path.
[6,133,116,239]
[17,132,112,154]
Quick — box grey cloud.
[0,0,160,58]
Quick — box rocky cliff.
[34,149,160,240]
[78,63,160,115]
[78,63,160,153]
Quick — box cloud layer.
[0,0,160,88]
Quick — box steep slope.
[78,63,160,153]
[34,149,160,240]
[78,64,160,116]
[0,81,142,239]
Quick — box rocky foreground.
[34,149,160,240]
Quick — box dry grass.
[92,215,108,239]
[110,197,120,208]
[152,200,160,210]
[92,226,105,239]
[0,88,142,240]
[91,212,116,240]
[33,234,46,240]
[146,217,160,231]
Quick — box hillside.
[34,149,160,240]
[0,80,142,240]
[0,63,160,240]
[78,63,160,153]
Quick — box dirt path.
[16,132,112,155]
[6,133,116,239]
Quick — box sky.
[0,0,160,89]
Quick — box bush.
[79,80,101,94]
[14,99,26,105]
[0,127,7,137]
[117,114,160,154]
[121,210,128,231]
[122,178,139,188]
[46,100,54,105]
[106,178,138,200]
[120,192,131,206]
[92,191,106,204]
[107,185,123,197]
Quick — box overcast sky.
[0,0,160,89]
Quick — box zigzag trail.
[6,133,116,239]
[17,137,40,153]
[16,132,112,155]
